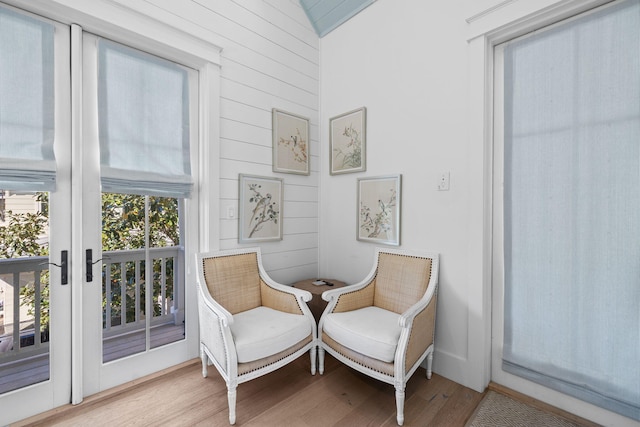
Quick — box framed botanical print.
[238,174,283,243]
[330,107,366,175]
[272,108,310,175]
[357,174,401,245]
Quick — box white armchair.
[318,248,439,426]
[196,247,317,424]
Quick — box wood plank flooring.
[14,355,484,427]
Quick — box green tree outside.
[101,193,179,326]
[0,193,50,337]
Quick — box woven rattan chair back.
[201,252,262,314]
[373,252,433,314]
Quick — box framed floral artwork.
[272,108,310,175]
[357,174,401,245]
[330,107,366,175]
[238,174,283,243]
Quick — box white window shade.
[98,40,192,198]
[503,0,640,421]
[0,7,55,191]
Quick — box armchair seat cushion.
[323,306,400,363]
[231,306,312,363]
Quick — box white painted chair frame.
[196,247,317,424]
[318,247,439,426]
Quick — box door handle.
[48,250,68,285]
[86,249,103,282]
[60,250,68,285]
[86,249,93,282]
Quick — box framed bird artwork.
[357,174,401,245]
[272,108,310,175]
[330,107,366,175]
[238,174,284,243]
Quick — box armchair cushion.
[231,306,312,363]
[323,306,401,363]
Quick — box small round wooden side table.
[291,278,347,322]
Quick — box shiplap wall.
[120,0,321,283]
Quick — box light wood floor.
[13,354,600,427]
[14,355,485,427]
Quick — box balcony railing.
[102,246,184,339]
[0,246,184,361]
[0,256,49,364]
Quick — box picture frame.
[357,174,401,245]
[238,174,283,243]
[272,108,310,175]
[330,107,366,175]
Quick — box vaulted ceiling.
[299,0,376,37]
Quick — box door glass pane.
[0,191,50,393]
[101,193,184,362]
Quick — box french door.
[1,8,198,423]
[80,31,196,398]
[0,7,72,423]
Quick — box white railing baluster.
[160,257,166,315]
[119,261,126,326]
[12,271,20,353]
[34,270,41,348]
[135,260,141,323]
[105,262,112,330]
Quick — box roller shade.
[98,40,192,198]
[502,0,640,420]
[0,7,55,191]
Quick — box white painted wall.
[319,0,483,391]
[191,0,321,284]
[320,1,638,425]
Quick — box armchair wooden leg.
[395,386,405,426]
[318,346,325,375]
[227,385,237,425]
[426,352,433,380]
[310,345,317,375]
[200,346,208,378]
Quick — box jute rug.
[466,391,593,427]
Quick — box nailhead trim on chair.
[323,333,395,376]
[237,335,313,376]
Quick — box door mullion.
[70,23,85,405]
